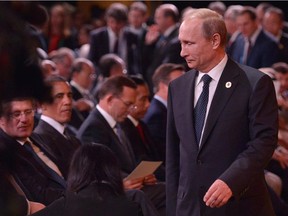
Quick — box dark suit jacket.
[0,129,65,205]
[77,109,166,215]
[143,98,167,164]
[278,33,288,64]
[0,173,28,216]
[31,183,142,216]
[88,26,141,76]
[77,108,135,176]
[166,58,278,216]
[228,30,280,68]
[70,85,95,129]
[33,119,81,179]
[120,118,165,181]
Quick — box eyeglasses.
[8,109,35,120]
[117,97,137,111]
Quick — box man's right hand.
[123,177,144,190]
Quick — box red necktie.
[136,123,146,144]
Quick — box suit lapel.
[184,70,198,149]
[199,59,240,151]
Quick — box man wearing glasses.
[0,97,66,205]
[77,75,166,216]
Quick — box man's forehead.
[9,100,33,110]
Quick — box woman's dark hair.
[67,143,124,196]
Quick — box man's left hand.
[203,179,232,208]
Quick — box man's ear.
[106,93,115,104]
[211,33,221,48]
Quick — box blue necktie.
[194,74,212,145]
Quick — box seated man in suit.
[33,75,81,179]
[121,76,165,181]
[69,58,97,129]
[143,63,184,164]
[0,97,66,205]
[77,75,165,216]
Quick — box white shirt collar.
[41,115,66,134]
[70,80,90,95]
[154,95,167,107]
[196,54,228,86]
[163,24,178,38]
[127,115,138,126]
[96,104,117,129]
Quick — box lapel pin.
[225,82,232,88]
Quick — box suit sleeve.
[166,84,180,216]
[219,74,278,199]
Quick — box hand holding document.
[125,161,162,181]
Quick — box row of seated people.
[0,75,166,216]
[2,71,288,216]
[259,62,288,206]
[41,50,186,166]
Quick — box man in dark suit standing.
[88,3,141,76]
[77,75,166,216]
[33,75,81,179]
[166,8,278,216]
[0,97,66,205]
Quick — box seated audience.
[77,75,166,216]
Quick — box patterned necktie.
[194,74,212,145]
[115,123,135,166]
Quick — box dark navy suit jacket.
[166,58,278,216]
[143,98,167,164]
[88,27,141,76]
[228,30,280,68]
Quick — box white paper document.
[126,161,162,180]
